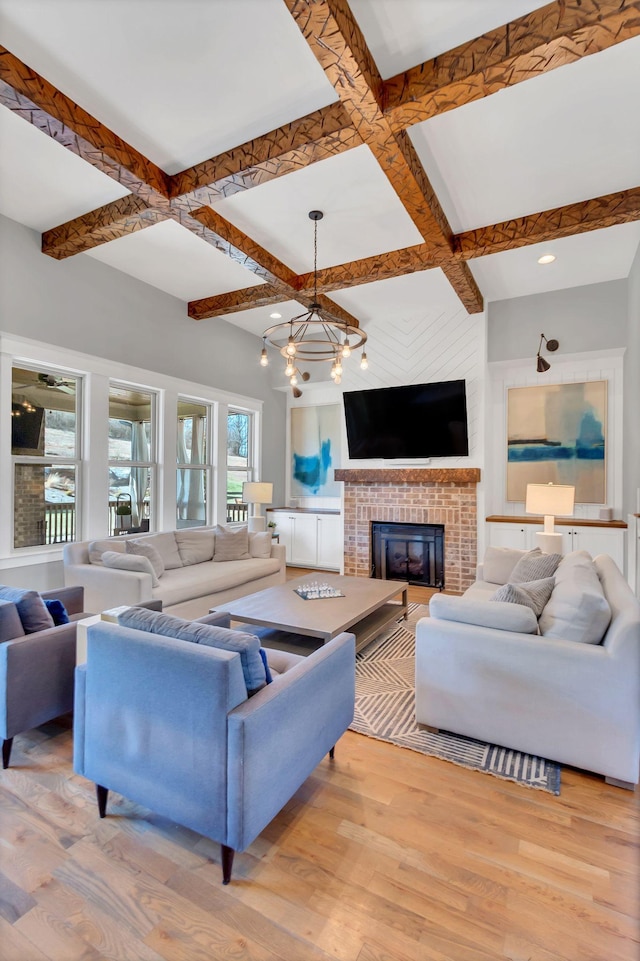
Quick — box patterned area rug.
[351,604,561,795]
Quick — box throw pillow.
[138,532,183,570]
[43,599,70,625]
[510,548,562,584]
[429,593,538,634]
[538,551,611,644]
[88,538,126,565]
[482,546,526,585]
[490,577,555,617]
[126,538,165,578]
[213,525,251,562]
[116,607,269,693]
[101,551,160,587]
[175,528,215,566]
[0,586,54,634]
[249,531,272,559]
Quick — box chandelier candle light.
[260,211,367,395]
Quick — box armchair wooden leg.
[221,844,234,884]
[2,737,13,769]
[96,784,109,817]
[329,746,335,760]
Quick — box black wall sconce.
[536,333,559,372]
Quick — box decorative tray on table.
[294,582,345,600]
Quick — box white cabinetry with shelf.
[267,510,342,570]
[486,517,626,570]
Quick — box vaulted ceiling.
[1,0,639,339]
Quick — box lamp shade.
[242,482,273,506]
[525,483,575,517]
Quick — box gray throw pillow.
[102,551,160,587]
[117,607,267,693]
[538,551,611,644]
[490,577,555,617]
[249,531,272,559]
[213,525,251,562]
[126,538,165,578]
[0,586,54,634]
[88,538,126,564]
[510,549,561,584]
[175,528,215,565]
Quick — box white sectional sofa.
[415,548,640,788]
[63,525,286,620]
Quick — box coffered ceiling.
[0,0,639,339]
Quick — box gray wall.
[488,280,628,361]
[624,244,640,516]
[0,213,287,502]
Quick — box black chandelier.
[260,210,367,394]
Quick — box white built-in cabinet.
[486,517,626,571]
[267,509,342,570]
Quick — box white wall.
[624,244,640,517]
[0,214,287,501]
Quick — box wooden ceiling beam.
[284,0,483,313]
[0,46,170,204]
[457,186,640,258]
[188,285,286,321]
[169,102,362,204]
[182,206,300,287]
[42,196,169,258]
[383,0,640,129]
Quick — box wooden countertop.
[268,507,341,515]
[486,515,627,529]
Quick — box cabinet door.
[274,514,294,564]
[487,523,529,550]
[316,514,342,570]
[569,527,625,569]
[290,514,317,567]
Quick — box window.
[11,366,80,547]
[108,384,156,534]
[226,408,254,522]
[177,399,210,528]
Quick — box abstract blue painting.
[507,381,606,503]
[290,404,341,497]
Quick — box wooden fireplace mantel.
[334,468,481,484]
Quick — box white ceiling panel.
[85,220,265,302]
[0,0,336,173]
[349,0,550,79]
[327,268,462,324]
[215,145,424,273]
[0,104,130,231]
[410,37,640,232]
[468,222,640,302]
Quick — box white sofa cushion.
[126,538,165,578]
[490,577,555,617]
[175,528,215,566]
[102,550,159,587]
[538,551,611,644]
[429,592,538,634]
[213,525,251,561]
[89,537,126,564]
[152,557,280,607]
[510,548,562,583]
[249,531,272,559]
[482,546,525,585]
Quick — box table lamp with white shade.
[242,482,273,533]
[525,482,575,553]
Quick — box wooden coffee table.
[213,573,408,654]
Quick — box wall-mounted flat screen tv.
[343,379,469,459]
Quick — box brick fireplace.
[334,468,481,594]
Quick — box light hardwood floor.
[1,572,638,961]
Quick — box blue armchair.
[73,616,355,883]
[0,585,88,768]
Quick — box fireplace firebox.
[371,522,445,589]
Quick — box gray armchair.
[73,616,356,883]
[0,585,88,768]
